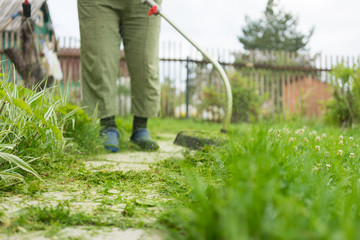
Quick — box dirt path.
[86,137,184,172]
[1,135,186,240]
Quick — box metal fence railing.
[2,34,360,120]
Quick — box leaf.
[0,144,16,150]
[48,124,63,141]
[0,172,24,184]
[12,98,34,115]
[0,152,42,181]
[27,91,45,105]
[0,89,9,101]
[44,102,59,121]
[63,107,80,120]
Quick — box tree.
[239,0,314,52]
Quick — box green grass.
[4,117,360,239]
[3,69,360,239]
[160,123,360,240]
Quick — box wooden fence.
[1,33,360,120]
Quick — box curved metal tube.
[142,0,233,132]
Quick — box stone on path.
[86,138,185,172]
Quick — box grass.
[160,123,360,239]
[3,72,360,238]
[3,113,360,239]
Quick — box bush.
[324,63,360,127]
[198,71,265,123]
[230,71,265,123]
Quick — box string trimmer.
[142,0,233,149]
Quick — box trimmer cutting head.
[174,130,225,150]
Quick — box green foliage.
[58,104,103,154]
[324,63,360,127]
[230,72,265,122]
[199,71,265,123]
[0,80,65,188]
[239,0,314,51]
[0,72,103,189]
[198,87,225,122]
[163,124,360,239]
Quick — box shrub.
[230,71,265,123]
[198,71,265,123]
[324,63,360,127]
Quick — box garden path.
[1,134,186,240]
[86,136,184,172]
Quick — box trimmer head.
[174,130,225,150]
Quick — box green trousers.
[78,0,161,119]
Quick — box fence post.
[186,56,190,118]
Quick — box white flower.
[350,153,355,159]
[293,146,298,151]
[339,135,344,140]
[349,137,354,141]
[304,137,309,143]
[339,141,344,145]
[315,136,321,142]
[321,133,327,138]
[326,164,331,169]
[337,150,343,156]
[315,146,320,151]
[289,137,295,142]
[309,130,317,136]
[295,129,305,135]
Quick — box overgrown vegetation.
[0,72,103,189]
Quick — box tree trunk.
[4,17,48,90]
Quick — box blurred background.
[1,0,359,123]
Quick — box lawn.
[1,78,360,239]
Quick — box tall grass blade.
[0,152,42,181]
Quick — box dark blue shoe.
[100,127,119,153]
[130,128,159,151]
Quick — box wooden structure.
[0,0,56,88]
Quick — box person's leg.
[121,0,161,118]
[78,0,124,152]
[78,0,123,119]
[121,0,162,150]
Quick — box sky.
[46,0,360,58]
